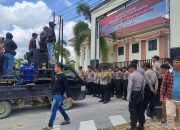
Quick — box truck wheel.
[0,101,11,119]
[63,98,73,110]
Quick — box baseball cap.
[152,55,160,60]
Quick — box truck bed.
[0,84,51,100]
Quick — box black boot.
[126,128,137,130]
[137,124,145,130]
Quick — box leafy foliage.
[99,37,109,62]
[111,32,118,42]
[23,53,28,60]
[15,58,23,69]
[54,41,70,62]
[73,21,89,56]
[76,2,91,22]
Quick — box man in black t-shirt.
[42,63,72,130]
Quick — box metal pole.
[61,19,64,64]
[57,16,61,63]
[53,12,55,23]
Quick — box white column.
[170,0,180,48]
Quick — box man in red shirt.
[160,64,171,126]
[29,33,37,64]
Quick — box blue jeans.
[4,53,14,75]
[0,53,4,75]
[48,95,70,127]
[47,43,54,60]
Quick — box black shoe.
[60,120,70,125]
[99,100,103,102]
[137,125,144,130]
[103,101,108,104]
[126,128,137,130]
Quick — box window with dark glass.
[118,47,124,55]
[148,39,157,51]
[132,43,139,53]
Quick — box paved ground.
[109,120,167,130]
[0,96,166,130]
[0,96,130,130]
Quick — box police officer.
[86,66,95,95]
[99,68,110,104]
[78,66,85,81]
[143,62,158,118]
[114,67,123,98]
[127,63,145,130]
[109,68,115,97]
[96,69,102,98]
[122,66,129,100]
[131,59,145,76]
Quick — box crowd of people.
[0,20,179,130]
[78,56,180,130]
[0,21,56,76]
[78,65,129,104]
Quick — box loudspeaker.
[170,47,180,59]
[34,49,48,67]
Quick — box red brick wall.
[141,40,146,60]
[125,43,129,61]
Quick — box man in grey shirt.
[143,62,158,118]
[127,63,145,130]
[86,66,95,95]
[114,67,123,98]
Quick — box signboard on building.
[99,0,168,37]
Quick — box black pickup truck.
[0,65,86,119]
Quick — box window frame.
[118,46,124,55]
[148,39,157,51]
[132,43,139,53]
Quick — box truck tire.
[63,98,73,110]
[0,101,11,119]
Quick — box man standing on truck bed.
[4,33,17,75]
[0,37,4,75]
[42,63,72,130]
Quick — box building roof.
[90,0,111,13]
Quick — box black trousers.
[110,79,115,96]
[101,85,109,102]
[123,80,128,99]
[93,83,98,96]
[156,78,162,106]
[96,83,101,97]
[86,82,94,95]
[129,91,145,128]
[115,79,123,98]
[144,85,156,117]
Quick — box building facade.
[90,0,180,68]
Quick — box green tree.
[76,2,109,63]
[76,2,91,22]
[99,37,109,63]
[54,41,70,63]
[73,21,90,56]
[23,52,28,60]
[15,58,24,69]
